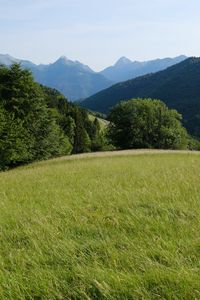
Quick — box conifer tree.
[73,109,91,153]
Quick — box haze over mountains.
[80,57,200,137]
[0,54,187,101]
[100,55,187,82]
[0,54,112,101]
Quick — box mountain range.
[0,54,187,101]
[100,55,187,82]
[0,54,112,101]
[80,57,200,137]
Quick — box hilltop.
[1,151,200,299]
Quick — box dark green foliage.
[72,109,91,153]
[90,118,105,151]
[0,64,107,170]
[81,57,200,137]
[108,99,188,150]
[0,107,31,169]
[188,136,200,150]
[41,85,108,152]
[0,64,72,169]
[61,116,76,144]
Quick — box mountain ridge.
[80,57,200,137]
[100,55,187,82]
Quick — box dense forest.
[0,64,108,170]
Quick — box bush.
[108,98,188,150]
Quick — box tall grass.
[1,152,200,299]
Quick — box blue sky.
[0,0,200,70]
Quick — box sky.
[0,0,200,71]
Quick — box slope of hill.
[81,57,200,137]
[1,151,200,299]
[100,55,187,82]
[0,54,113,101]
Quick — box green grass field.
[1,151,200,299]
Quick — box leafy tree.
[0,107,31,169]
[0,64,71,169]
[108,98,188,150]
[61,116,76,144]
[90,118,104,151]
[72,109,91,153]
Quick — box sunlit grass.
[1,151,200,299]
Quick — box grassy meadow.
[1,151,200,299]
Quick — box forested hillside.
[0,64,107,170]
[81,57,200,137]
